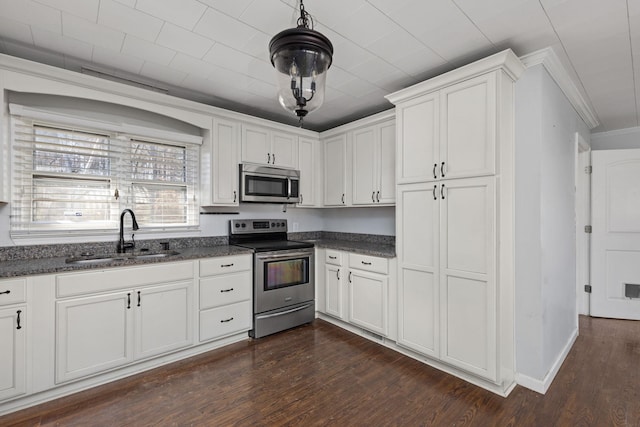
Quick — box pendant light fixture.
[269,0,333,126]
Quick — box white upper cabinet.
[440,73,497,179]
[212,117,239,206]
[298,137,320,207]
[323,134,348,206]
[241,124,298,169]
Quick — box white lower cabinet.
[321,249,393,338]
[55,261,195,384]
[198,255,252,342]
[0,306,26,401]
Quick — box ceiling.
[0,0,634,132]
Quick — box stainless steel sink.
[65,250,180,264]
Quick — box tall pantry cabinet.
[387,49,525,394]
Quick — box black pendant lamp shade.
[269,1,333,124]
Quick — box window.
[11,116,199,236]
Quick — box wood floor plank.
[1,316,640,426]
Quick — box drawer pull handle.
[220,317,234,323]
[220,288,234,293]
[221,263,234,268]
[328,256,337,259]
[0,290,10,295]
[361,261,372,265]
[16,310,22,330]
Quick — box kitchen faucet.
[117,209,139,253]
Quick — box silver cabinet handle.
[376,191,380,202]
[433,185,437,200]
[441,162,445,178]
[433,163,437,179]
[372,191,375,202]
[441,183,445,200]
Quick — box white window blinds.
[11,116,199,237]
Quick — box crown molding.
[519,47,600,129]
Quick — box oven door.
[254,248,315,314]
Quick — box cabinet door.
[136,281,193,360]
[396,183,439,357]
[325,264,344,319]
[352,127,377,205]
[212,118,239,205]
[298,137,317,206]
[348,269,388,336]
[439,177,496,381]
[396,92,439,184]
[0,306,26,401]
[377,121,396,204]
[56,292,134,383]
[440,73,496,179]
[324,134,347,206]
[271,131,298,168]
[241,124,270,165]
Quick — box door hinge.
[584,225,592,233]
[585,165,592,174]
[584,284,592,293]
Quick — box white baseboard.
[515,327,579,394]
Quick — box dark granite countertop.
[0,245,253,278]
[310,239,396,258]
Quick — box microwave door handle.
[287,178,292,199]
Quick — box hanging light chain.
[296,0,314,30]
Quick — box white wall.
[515,64,589,388]
[591,127,640,150]
[322,206,395,235]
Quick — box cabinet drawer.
[0,278,26,306]
[200,272,252,310]
[199,300,252,342]
[349,253,388,274]
[200,255,251,277]
[56,261,194,298]
[325,250,343,265]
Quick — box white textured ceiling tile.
[239,31,272,60]
[392,47,447,77]
[246,78,277,99]
[332,40,376,71]
[0,0,62,33]
[332,77,380,98]
[246,58,276,83]
[113,0,135,6]
[135,0,207,30]
[348,56,408,88]
[203,43,254,76]
[197,0,254,19]
[62,13,124,52]
[194,7,259,51]
[92,46,144,74]
[239,0,296,36]
[140,61,188,86]
[121,35,176,66]
[0,16,34,45]
[169,53,217,79]
[325,66,357,88]
[301,0,366,27]
[328,3,397,48]
[98,0,163,42]
[32,27,93,61]
[34,0,99,22]
[156,23,214,59]
[2,39,66,67]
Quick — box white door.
[135,282,193,360]
[241,125,270,165]
[56,292,134,383]
[271,131,298,168]
[0,306,26,401]
[324,135,347,206]
[377,121,396,204]
[348,269,388,336]
[325,264,344,318]
[396,183,439,357]
[591,149,640,319]
[439,176,496,381]
[352,127,376,205]
[212,118,239,205]
[298,138,316,206]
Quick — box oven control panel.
[230,219,288,234]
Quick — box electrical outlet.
[292,222,299,231]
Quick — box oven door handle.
[255,303,313,320]
[256,251,313,261]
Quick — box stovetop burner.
[228,219,313,252]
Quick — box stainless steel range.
[229,219,315,338]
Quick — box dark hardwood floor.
[1,316,639,426]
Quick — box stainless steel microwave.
[239,163,300,203]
